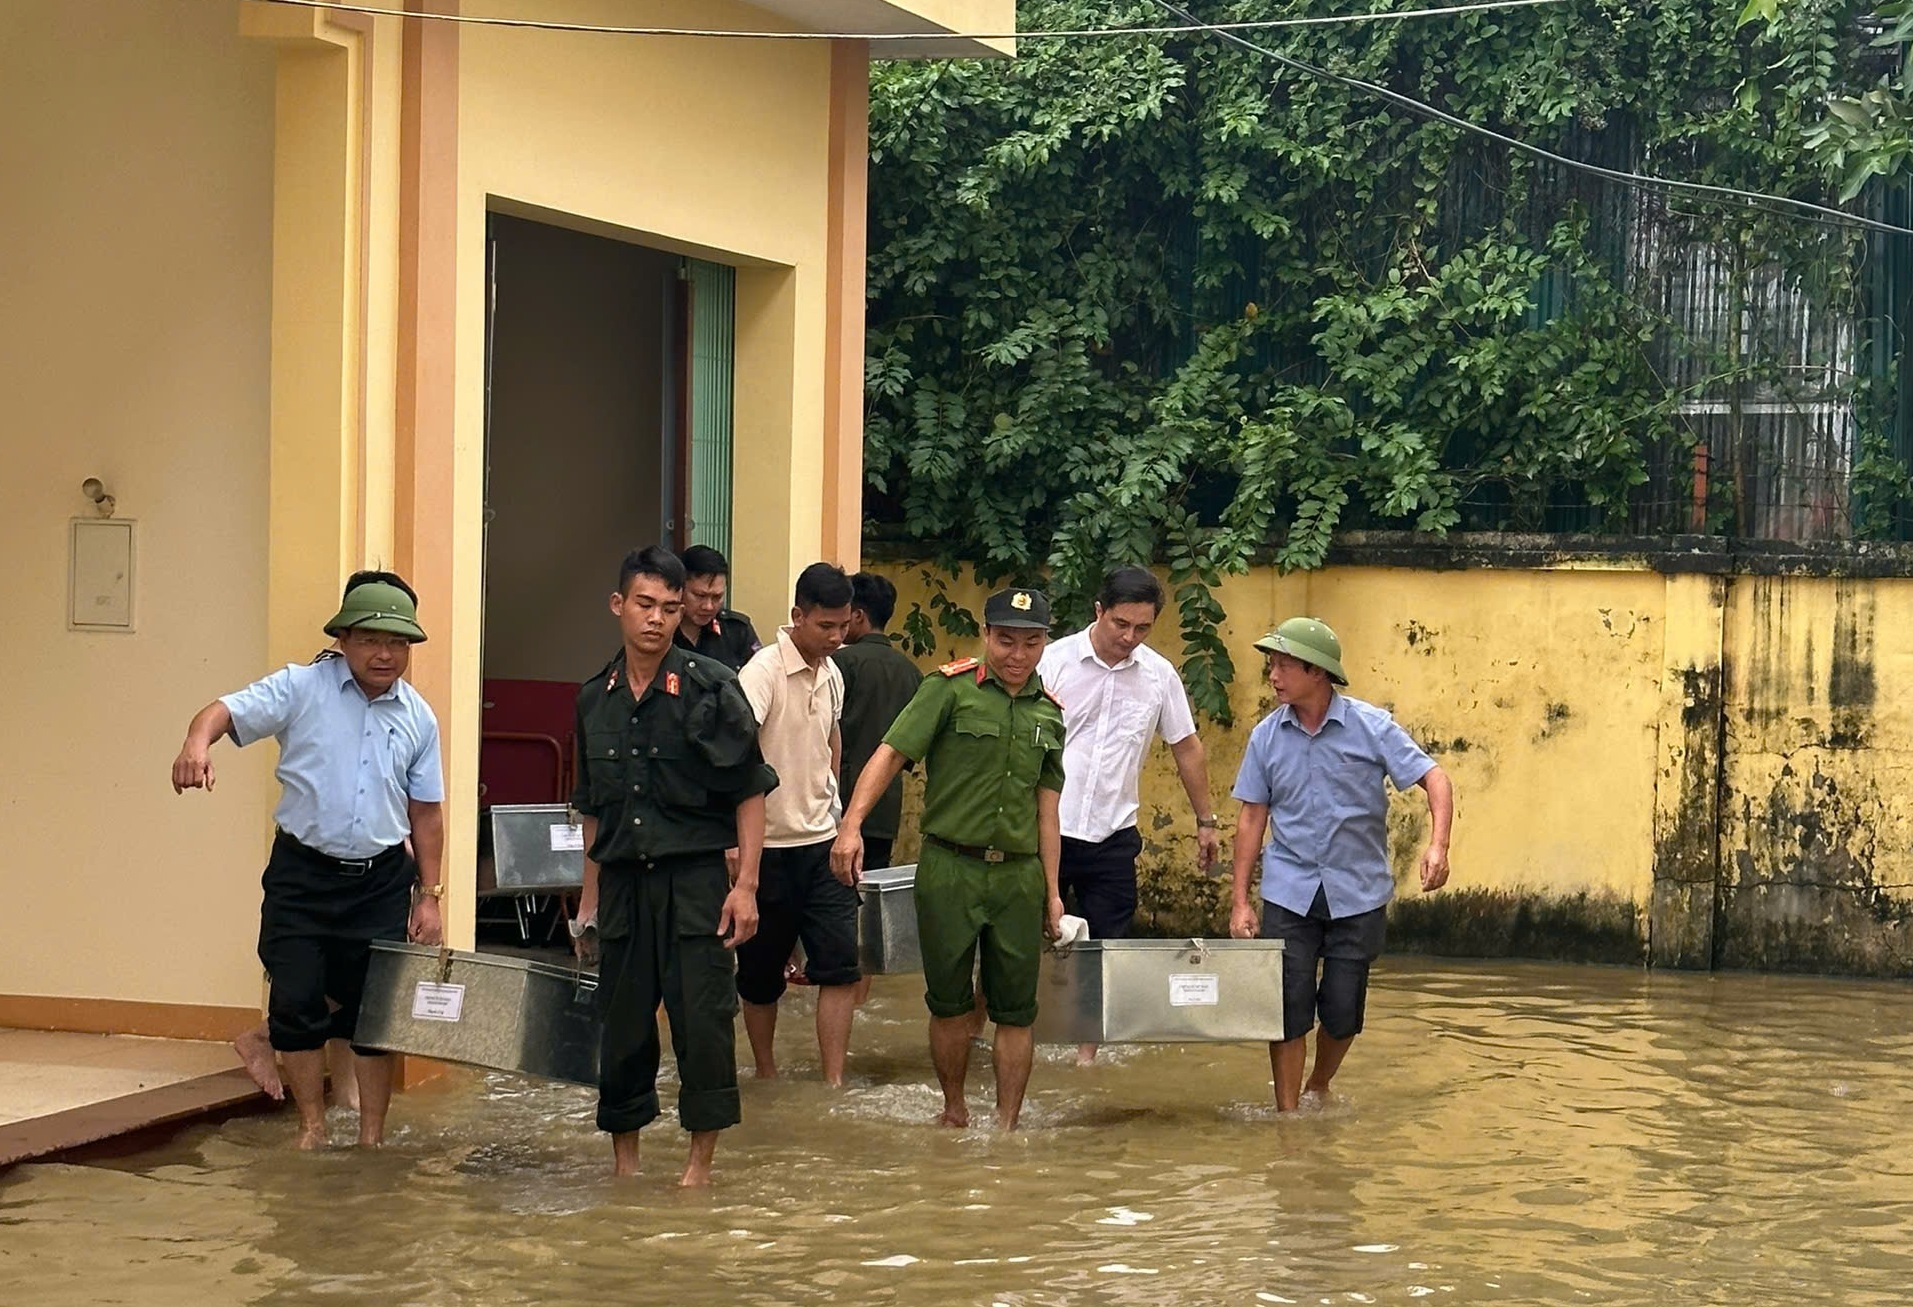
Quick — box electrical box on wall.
[69,518,136,631]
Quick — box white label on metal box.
[1168,973,1219,1007]
[412,981,466,1022]
[549,823,585,852]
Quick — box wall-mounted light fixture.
[80,477,117,518]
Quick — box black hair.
[679,544,730,583]
[794,561,853,611]
[619,545,687,595]
[849,571,898,631]
[344,569,417,605]
[1096,566,1164,614]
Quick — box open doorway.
[473,211,736,957]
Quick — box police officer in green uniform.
[572,546,776,1185]
[832,587,1065,1130]
[675,544,762,671]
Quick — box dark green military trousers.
[595,854,741,1135]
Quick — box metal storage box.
[356,942,600,1085]
[857,863,920,974]
[484,803,586,894]
[1032,939,1286,1044]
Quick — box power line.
[1148,0,1912,238]
[264,0,1570,42]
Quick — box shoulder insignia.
[605,666,619,692]
[938,657,979,678]
[664,671,681,697]
[1043,687,1065,710]
[976,664,987,684]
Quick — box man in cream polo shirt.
[734,563,860,1085]
[1037,567,1218,1063]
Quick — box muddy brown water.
[3,960,1909,1306]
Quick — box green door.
[684,258,735,558]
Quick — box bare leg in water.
[928,1014,974,1126]
[281,1050,328,1148]
[353,1051,395,1146]
[1270,1031,1355,1110]
[327,1038,360,1110]
[990,1023,1035,1130]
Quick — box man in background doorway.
[735,563,861,1085]
[831,572,924,873]
[676,544,762,671]
[1037,566,1219,1064]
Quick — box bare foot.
[1075,1043,1099,1068]
[679,1132,718,1186]
[752,1065,779,1080]
[234,1027,284,1100]
[295,1123,327,1150]
[994,1109,1021,1131]
[938,1104,970,1128]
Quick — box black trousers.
[595,855,741,1135]
[257,832,412,1053]
[863,836,896,873]
[1058,826,1144,940]
[734,840,862,1003]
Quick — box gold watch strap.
[418,882,445,900]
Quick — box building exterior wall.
[1,0,903,1033]
[875,546,1913,975]
[0,1,279,1020]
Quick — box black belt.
[275,830,405,877]
[923,834,1023,864]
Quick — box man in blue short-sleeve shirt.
[171,574,445,1151]
[1227,617,1453,1112]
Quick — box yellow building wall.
[0,2,280,1015]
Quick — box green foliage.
[865,0,1895,719]
[1753,0,1913,200]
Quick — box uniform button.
[632,817,643,827]
[631,716,638,724]
[650,747,660,756]
[607,748,616,757]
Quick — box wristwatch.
[417,882,445,900]
[1196,815,1219,830]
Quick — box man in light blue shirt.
[1228,617,1453,1112]
[171,573,445,1150]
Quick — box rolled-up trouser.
[595,854,741,1135]
[257,832,412,1054]
[1259,885,1388,1043]
[914,841,1044,1028]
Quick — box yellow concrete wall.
[0,2,279,1008]
[876,562,1668,945]
[1716,577,1913,971]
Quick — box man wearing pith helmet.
[832,586,1066,1130]
[171,576,446,1150]
[1228,617,1453,1112]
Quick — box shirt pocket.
[583,730,627,806]
[647,736,711,810]
[1112,696,1157,747]
[951,707,1003,744]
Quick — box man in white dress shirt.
[1036,567,1218,1063]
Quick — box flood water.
[3,959,1909,1306]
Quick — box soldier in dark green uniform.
[832,587,1065,1130]
[675,544,762,670]
[572,545,776,1185]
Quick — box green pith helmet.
[1253,616,1346,686]
[324,581,427,644]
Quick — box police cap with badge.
[983,587,1052,630]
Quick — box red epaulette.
[605,666,620,692]
[938,656,980,678]
[1043,687,1065,710]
